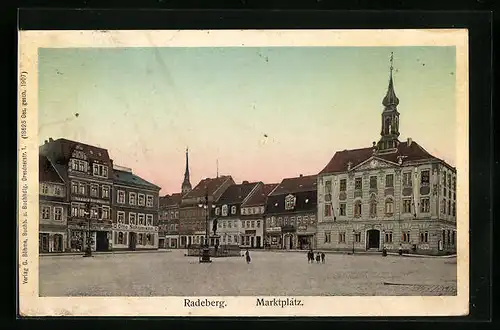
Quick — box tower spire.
[377,52,401,153]
[382,52,399,107]
[181,147,192,194]
[216,159,219,178]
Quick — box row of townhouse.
[39,138,161,253]
[157,61,457,255]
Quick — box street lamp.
[82,204,95,257]
[197,192,215,263]
[352,229,355,254]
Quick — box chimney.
[44,140,48,144]
[372,141,376,147]
[49,137,54,142]
[299,174,303,177]
[407,137,412,146]
[242,180,249,184]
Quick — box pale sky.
[38,46,456,195]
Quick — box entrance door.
[256,236,261,248]
[96,231,108,251]
[129,232,137,250]
[251,237,255,248]
[367,229,380,249]
[53,234,63,252]
[39,233,49,253]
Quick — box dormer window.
[284,194,296,210]
[231,206,237,215]
[222,205,228,216]
[215,207,220,216]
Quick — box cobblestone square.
[39,250,457,296]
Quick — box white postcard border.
[18,29,469,317]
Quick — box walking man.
[321,252,325,264]
[245,249,251,264]
[316,253,321,264]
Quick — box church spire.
[382,52,399,108]
[181,147,192,194]
[377,52,401,153]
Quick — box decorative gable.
[352,157,397,172]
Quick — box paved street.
[39,250,457,296]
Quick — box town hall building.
[316,55,457,255]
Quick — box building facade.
[112,166,161,250]
[40,138,114,252]
[159,193,182,248]
[240,183,278,249]
[39,155,69,253]
[265,175,318,250]
[316,59,457,255]
[211,181,261,248]
[179,175,235,248]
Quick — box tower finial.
[216,159,219,178]
[382,52,399,107]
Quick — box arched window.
[354,200,362,217]
[384,117,391,135]
[118,232,124,244]
[385,198,394,214]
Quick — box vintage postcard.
[18,29,469,317]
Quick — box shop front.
[265,227,282,249]
[297,225,316,250]
[241,230,257,248]
[112,223,159,250]
[39,225,67,253]
[68,221,112,252]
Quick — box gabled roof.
[39,155,64,184]
[215,182,260,205]
[242,183,278,207]
[40,138,111,164]
[159,193,182,207]
[269,175,317,196]
[319,140,438,175]
[183,175,234,199]
[113,170,161,191]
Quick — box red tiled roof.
[269,175,318,196]
[182,175,234,199]
[319,140,438,175]
[243,183,278,207]
[216,182,260,205]
[159,193,182,207]
[39,155,64,183]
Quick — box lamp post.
[198,192,215,263]
[82,204,94,257]
[352,229,355,254]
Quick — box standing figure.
[398,243,403,256]
[316,253,321,264]
[245,249,251,264]
[321,252,325,264]
[306,251,311,263]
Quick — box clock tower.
[377,52,400,154]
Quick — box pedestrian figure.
[398,244,403,256]
[245,249,251,264]
[306,251,311,263]
[309,249,314,263]
[321,252,325,264]
[316,253,321,264]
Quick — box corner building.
[112,166,161,250]
[40,138,114,252]
[316,60,457,255]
